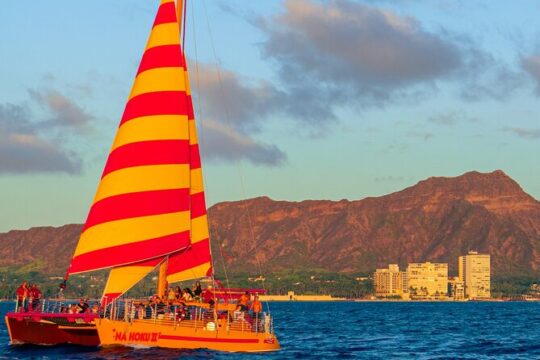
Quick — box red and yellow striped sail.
[101,258,163,304]
[167,59,212,283]
[67,0,212,300]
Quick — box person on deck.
[15,281,28,312]
[203,285,215,306]
[29,284,42,312]
[156,296,166,316]
[250,295,262,316]
[167,288,176,303]
[91,303,100,314]
[193,281,202,300]
[238,291,250,311]
[250,295,263,332]
[175,306,186,321]
[181,288,193,302]
[144,301,153,319]
[76,298,89,313]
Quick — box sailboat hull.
[5,313,99,346]
[96,318,280,352]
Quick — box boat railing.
[7,298,100,326]
[104,298,273,335]
[8,296,275,337]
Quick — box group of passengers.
[14,280,266,331]
[132,288,265,332]
[232,291,263,328]
[237,291,263,314]
[131,284,262,321]
[53,298,98,315]
[135,298,193,321]
[15,281,101,315]
[159,281,207,305]
[60,298,99,314]
[166,284,200,303]
[15,281,42,312]
[133,281,208,321]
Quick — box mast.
[177,0,184,40]
[157,0,185,298]
[157,258,169,298]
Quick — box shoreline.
[262,298,540,303]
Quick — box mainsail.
[66,0,212,301]
[167,58,213,284]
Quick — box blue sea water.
[1,301,539,359]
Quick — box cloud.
[0,101,82,174]
[29,89,93,131]
[521,55,540,94]
[263,0,462,86]
[459,62,525,101]
[192,60,338,137]
[191,62,281,134]
[246,0,525,127]
[198,119,286,166]
[504,127,540,140]
[204,0,523,144]
[189,62,287,165]
[258,0,464,119]
[0,103,34,134]
[0,131,81,174]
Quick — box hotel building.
[407,262,448,299]
[374,264,408,298]
[458,251,491,299]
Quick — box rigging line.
[184,0,193,274]
[182,0,187,52]
[199,0,269,301]
[188,0,230,294]
[200,0,271,313]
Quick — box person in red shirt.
[15,281,28,312]
[203,285,215,306]
[29,284,42,312]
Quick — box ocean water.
[1,301,539,359]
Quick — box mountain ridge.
[1,170,539,278]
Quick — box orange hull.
[96,318,280,352]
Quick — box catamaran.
[5,0,280,352]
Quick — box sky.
[0,0,539,232]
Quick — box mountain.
[209,170,540,277]
[1,170,539,277]
[0,224,81,274]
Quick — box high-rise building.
[458,251,490,299]
[407,262,448,299]
[374,264,408,298]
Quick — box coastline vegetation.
[0,267,537,300]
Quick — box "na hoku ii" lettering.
[113,331,160,342]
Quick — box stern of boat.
[4,311,99,346]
